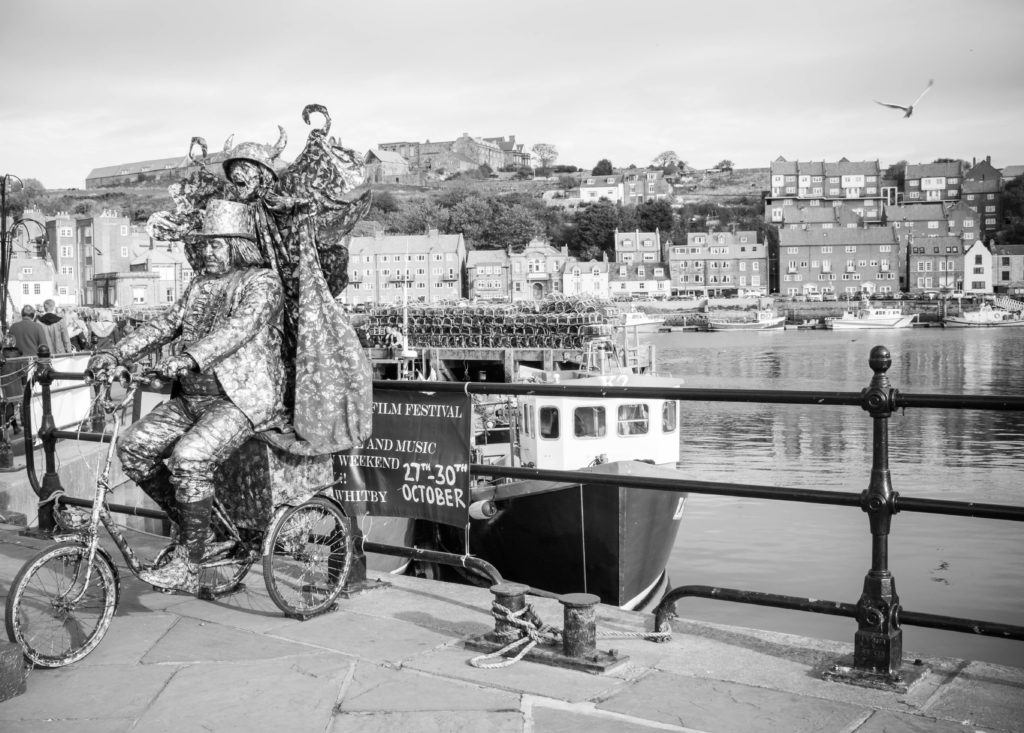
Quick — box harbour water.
[650,326,1024,668]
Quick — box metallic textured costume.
[115,265,284,503]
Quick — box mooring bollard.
[489,582,530,640]
[560,592,600,658]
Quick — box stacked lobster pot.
[359,297,620,350]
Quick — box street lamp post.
[1,173,47,471]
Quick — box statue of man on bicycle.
[88,198,285,593]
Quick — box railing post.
[853,345,903,678]
[34,345,63,536]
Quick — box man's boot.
[138,471,180,528]
[138,497,212,594]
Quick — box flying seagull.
[875,79,934,118]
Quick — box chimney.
[986,155,991,165]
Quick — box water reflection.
[652,327,1024,668]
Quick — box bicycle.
[4,366,354,668]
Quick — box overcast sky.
[2,0,1022,189]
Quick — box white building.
[561,259,610,299]
[962,241,993,295]
[579,174,624,204]
[9,255,57,313]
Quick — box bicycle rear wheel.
[5,542,118,667]
[263,498,351,619]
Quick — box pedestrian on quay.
[8,305,49,357]
[66,309,90,351]
[90,309,119,350]
[38,299,72,355]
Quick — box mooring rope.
[468,600,672,669]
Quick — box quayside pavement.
[0,522,1021,733]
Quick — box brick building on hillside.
[962,157,1002,237]
[993,244,1024,296]
[765,157,885,226]
[903,161,963,203]
[377,134,512,174]
[668,231,766,297]
[342,229,465,306]
[777,227,900,298]
[466,249,510,301]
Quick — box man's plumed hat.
[198,200,256,241]
[221,126,287,180]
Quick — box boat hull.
[944,319,1024,328]
[827,315,917,330]
[466,462,686,609]
[707,317,785,331]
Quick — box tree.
[996,174,1024,245]
[531,143,558,175]
[715,159,734,171]
[570,200,621,259]
[883,160,907,188]
[592,159,613,175]
[491,202,542,252]
[394,197,445,234]
[448,195,493,245]
[651,151,681,169]
[637,200,674,234]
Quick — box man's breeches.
[117,395,254,503]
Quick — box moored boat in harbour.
[826,297,917,330]
[944,303,1024,328]
[706,308,785,331]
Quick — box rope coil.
[468,600,673,669]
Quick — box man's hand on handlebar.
[156,353,199,379]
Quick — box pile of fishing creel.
[358,296,621,349]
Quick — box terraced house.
[962,157,1003,237]
[764,157,885,226]
[667,230,765,297]
[342,229,466,306]
[905,234,964,294]
[902,161,962,203]
[777,227,900,298]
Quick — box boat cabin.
[516,374,682,470]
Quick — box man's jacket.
[38,313,72,354]
[9,318,49,358]
[113,267,285,430]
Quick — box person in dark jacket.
[8,305,49,357]
[38,299,72,354]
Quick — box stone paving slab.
[75,611,178,667]
[133,654,353,733]
[0,662,177,723]
[597,671,872,733]
[140,616,330,664]
[337,660,520,712]
[923,660,1024,732]
[270,607,458,665]
[1,718,136,733]
[854,709,977,733]
[651,619,958,712]
[330,709,524,732]
[530,701,696,732]
[405,644,629,703]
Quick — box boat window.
[662,401,677,432]
[539,407,559,439]
[617,404,649,436]
[573,407,606,438]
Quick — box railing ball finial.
[36,344,51,360]
[868,345,890,375]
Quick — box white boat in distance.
[944,303,1024,328]
[706,308,786,331]
[619,306,666,332]
[826,298,917,330]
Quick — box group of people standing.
[6,302,120,358]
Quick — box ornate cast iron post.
[34,345,62,536]
[854,345,903,677]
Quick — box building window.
[34,284,41,295]
[58,227,72,238]
[120,247,129,258]
[120,225,129,236]
[60,266,74,276]
[22,284,29,295]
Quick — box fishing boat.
[826,298,917,330]
[619,305,666,333]
[706,308,785,331]
[358,298,684,610]
[454,371,686,611]
[943,303,1024,328]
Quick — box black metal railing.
[19,343,1024,686]
[382,344,1024,683]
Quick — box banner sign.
[333,388,472,527]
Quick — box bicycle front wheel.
[263,498,351,619]
[5,542,119,667]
